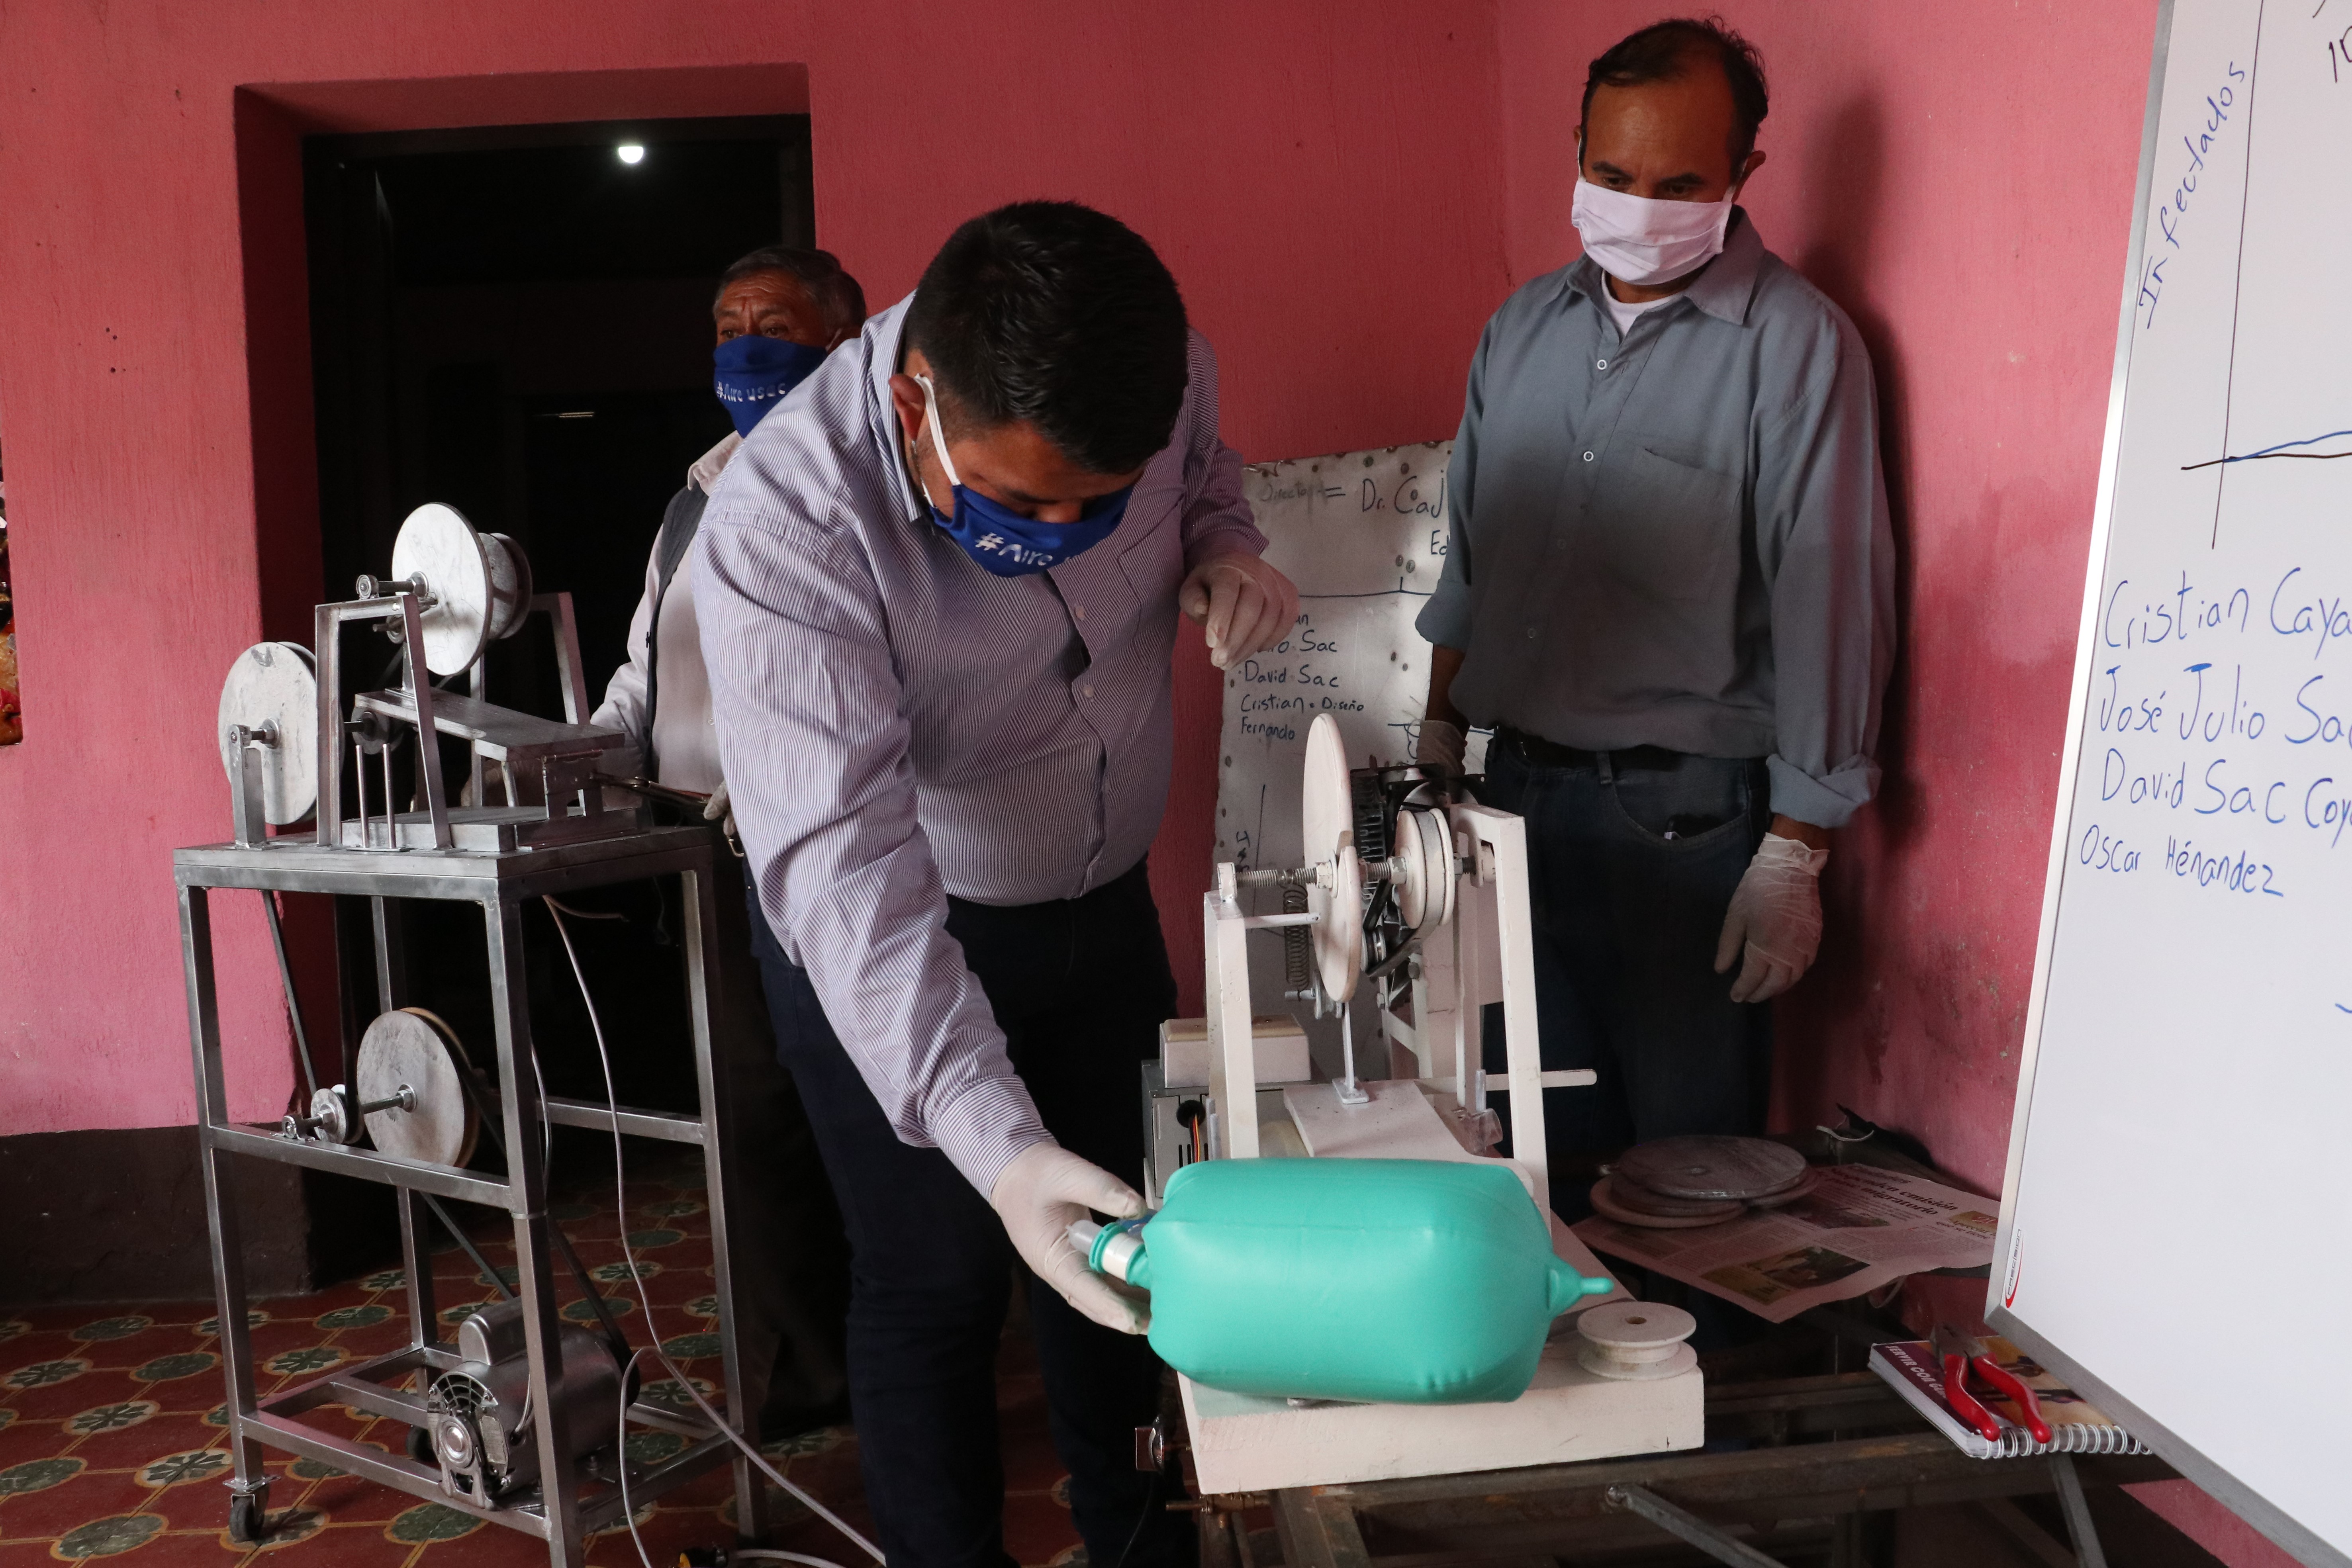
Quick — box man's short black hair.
[1582,16,1770,172]
[713,245,868,339]
[906,201,1189,477]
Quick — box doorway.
[304,114,814,714]
[297,118,816,1279]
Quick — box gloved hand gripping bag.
[1128,1158,1610,1404]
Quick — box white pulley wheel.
[1393,807,1455,932]
[390,503,494,675]
[357,1008,479,1167]
[216,642,320,825]
[1300,716,1365,1000]
[479,531,533,643]
[1575,1301,1700,1381]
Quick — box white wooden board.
[1214,442,1481,876]
[1993,4,2352,1562]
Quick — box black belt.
[1492,727,1687,773]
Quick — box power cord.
[543,897,882,1568]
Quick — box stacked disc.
[1589,1135,1817,1229]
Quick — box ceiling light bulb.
[616,144,646,165]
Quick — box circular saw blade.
[217,642,319,826]
[391,503,493,675]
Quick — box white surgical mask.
[1569,177,1735,288]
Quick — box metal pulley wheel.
[1391,806,1456,933]
[216,642,319,825]
[356,1007,480,1167]
[1300,716,1365,1002]
[388,503,533,675]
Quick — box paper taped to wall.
[1214,442,1476,878]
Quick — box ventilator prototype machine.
[183,504,822,1567]
[1159,715,1705,1494]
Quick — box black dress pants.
[746,858,1193,1568]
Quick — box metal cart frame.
[1205,1372,2176,1568]
[175,826,764,1567]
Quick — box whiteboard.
[1213,442,1471,877]
[1992,3,2352,1562]
[1213,444,1485,1067]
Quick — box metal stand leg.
[2051,1455,2110,1568]
[683,867,766,1541]
[183,887,272,1542]
[485,899,585,1568]
[1271,1490,1373,1568]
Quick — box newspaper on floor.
[1570,1162,1999,1323]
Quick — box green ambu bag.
[1104,1157,1610,1405]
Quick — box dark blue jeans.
[746,859,1191,1568]
[1479,740,1774,1218]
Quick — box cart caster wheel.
[227,1490,269,1545]
[406,1425,437,1467]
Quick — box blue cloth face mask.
[914,374,1132,577]
[713,335,828,437]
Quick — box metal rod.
[380,742,396,850]
[1608,1484,1792,1568]
[539,1095,707,1146]
[261,891,319,1100]
[419,1192,516,1303]
[206,1123,515,1208]
[2050,1455,2110,1568]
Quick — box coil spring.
[1281,882,1312,997]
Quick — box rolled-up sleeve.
[1755,329,1896,829]
[1175,333,1267,569]
[1415,323,1490,652]
[694,502,1047,1197]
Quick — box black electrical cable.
[260,891,320,1102]
[419,1192,515,1304]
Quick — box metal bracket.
[226,723,277,849]
[1608,1484,1791,1568]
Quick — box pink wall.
[0,0,1508,1133]
[0,0,2305,1560]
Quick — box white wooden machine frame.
[1179,716,1703,1494]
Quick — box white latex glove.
[1415,719,1466,773]
[701,780,742,857]
[989,1141,1151,1335]
[1714,833,1828,1004]
[1180,552,1300,671]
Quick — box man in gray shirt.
[1416,18,1894,1207]
[696,203,1295,1567]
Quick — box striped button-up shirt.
[695,297,1265,1194]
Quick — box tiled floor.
[0,1147,1083,1567]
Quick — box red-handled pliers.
[1932,1324,2052,1444]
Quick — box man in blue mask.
[695,202,1297,1568]
[588,243,866,1444]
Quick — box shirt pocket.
[1595,442,1744,604]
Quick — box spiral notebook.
[1870,1336,2151,1459]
